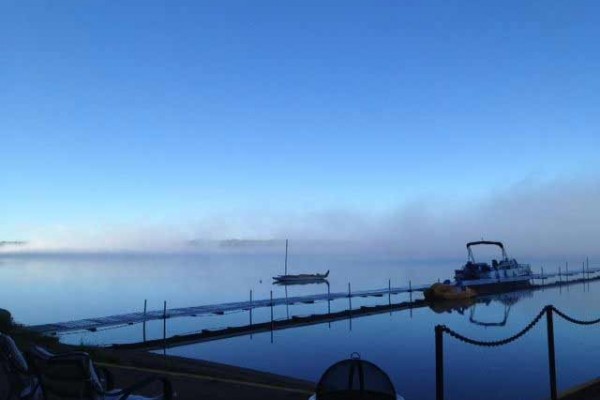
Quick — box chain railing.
[435,305,600,400]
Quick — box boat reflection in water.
[428,290,533,327]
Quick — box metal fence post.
[546,306,558,400]
[143,299,147,342]
[162,301,167,353]
[249,290,253,327]
[435,325,445,400]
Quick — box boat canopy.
[466,240,505,250]
[466,240,508,261]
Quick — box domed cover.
[315,356,396,400]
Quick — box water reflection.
[427,290,533,328]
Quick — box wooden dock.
[28,283,430,334]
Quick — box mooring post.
[435,325,445,400]
[388,279,392,307]
[409,280,413,303]
[587,257,590,280]
[162,301,167,351]
[327,283,331,315]
[546,306,558,400]
[270,290,274,343]
[348,282,352,312]
[558,266,562,284]
[249,290,253,327]
[143,299,147,342]
[566,262,569,283]
[270,290,274,326]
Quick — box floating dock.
[29,266,600,336]
[29,283,430,334]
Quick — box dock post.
[270,290,274,325]
[587,257,590,280]
[566,262,569,283]
[270,290,274,343]
[348,283,352,311]
[435,325,445,400]
[409,280,413,318]
[327,283,331,329]
[348,283,353,331]
[162,301,167,354]
[327,284,331,315]
[388,279,391,308]
[143,299,147,343]
[249,290,253,327]
[546,307,558,400]
[558,266,562,284]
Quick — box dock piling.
[348,283,352,312]
[162,301,167,353]
[249,290,253,327]
[270,290,274,343]
[388,279,391,308]
[558,266,562,284]
[143,299,147,343]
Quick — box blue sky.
[2,1,600,251]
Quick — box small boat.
[272,239,330,284]
[273,270,330,283]
[424,282,477,301]
[454,240,532,293]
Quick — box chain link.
[550,306,600,326]
[440,305,600,347]
[440,307,547,347]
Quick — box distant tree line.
[0,241,27,247]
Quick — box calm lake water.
[1,252,599,400]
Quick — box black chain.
[551,306,600,326]
[440,307,547,347]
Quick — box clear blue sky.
[2,1,600,244]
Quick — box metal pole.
[558,266,562,284]
[143,299,147,342]
[327,283,331,315]
[284,239,288,275]
[546,307,558,400]
[327,283,331,329]
[270,290,274,325]
[249,290,253,327]
[587,257,590,280]
[435,325,445,400]
[348,282,352,312]
[388,279,392,308]
[566,262,569,283]
[163,301,167,352]
[348,283,352,331]
[409,280,413,303]
[270,290,274,343]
